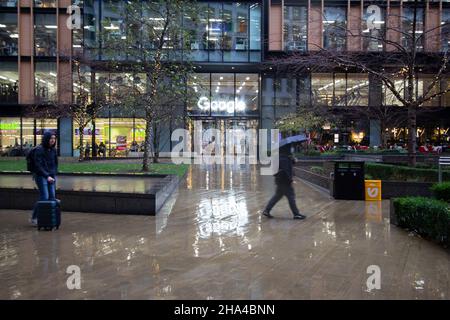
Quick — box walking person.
[30,132,58,225]
[262,145,306,220]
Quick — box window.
[236,74,258,115]
[346,74,369,106]
[274,77,297,107]
[402,5,424,51]
[0,13,18,56]
[22,118,35,147]
[35,62,57,102]
[284,5,307,52]
[0,118,20,154]
[36,119,58,144]
[249,3,261,55]
[83,0,99,58]
[183,3,209,61]
[188,73,259,117]
[419,76,440,107]
[383,79,404,106]
[188,73,210,116]
[34,0,55,8]
[101,0,125,60]
[442,7,450,52]
[0,0,17,7]
[312,73,368,107]
[312,74,333,106]
[182,2,261,62]
[362,3,385,51]
[323,7,346,51]
[35,14,57,56]
[0,61,18,104]
[211,73,234,116]
[223,2,249,62]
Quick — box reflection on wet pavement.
[0,164,448,299]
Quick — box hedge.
[431,182,450,203]
[393,197,450,245]
[365,163,450,182]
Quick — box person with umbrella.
[262,135,307,220]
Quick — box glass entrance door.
[189,118,259,155]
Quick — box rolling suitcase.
[36,200,61,231]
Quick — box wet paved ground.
[0,174,163,194]
[0,164,448,299]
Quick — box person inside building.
[85,142,91,158]
[98,142,106,157]
[30,132,58,225]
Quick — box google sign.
[197,97,246,113]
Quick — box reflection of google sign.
[197,96,246,113]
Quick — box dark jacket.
[275,153,294,185]
[35,132,58,178]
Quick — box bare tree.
[99,0,198,170]
[28,56,108,161]
[268,0,450,165]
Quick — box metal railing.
[438,156,450,183]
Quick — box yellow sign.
[365,180,382,201]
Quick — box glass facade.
[311,73,369,107]
[442,7,450,52]
[283,4,307,52]
[362,3,385,51]
[402,5,424,51]
[0,117,58,156]
[72,118,148,157]
[188,73,259,117]
[0,0,17,7]
[323,6,346,51]
[35,13,57,57]
[0,13,18,56]
[34,0,56,8]
[82,1,261,62]
[35,62,57,102]
[0,61,18,104]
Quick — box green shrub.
[393,197,450,245]
[431,182,450,203]
[310,166,325,175]
[365,163,450,182]
[295,150,321,157]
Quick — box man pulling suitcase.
[27,132,61,230]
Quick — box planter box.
[389,199,398,226]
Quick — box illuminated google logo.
[197,97,246,113]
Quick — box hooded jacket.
[34,132,58,178]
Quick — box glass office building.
[1,0,450,157]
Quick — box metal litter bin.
[333,161,365,200]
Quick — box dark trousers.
[264,183,300,216]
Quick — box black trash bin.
[333,161,365,200]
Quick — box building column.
[369,120,381,147]
[59,117,72,156]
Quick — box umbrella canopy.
[279,134,307,147]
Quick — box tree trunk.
[78,126,85,162]
[407,106,417,166]
[142,112,152,172]
[152,125,159,163]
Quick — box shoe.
[262,210,274,218]
[293,214,306,220]
[30,218,38,225]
